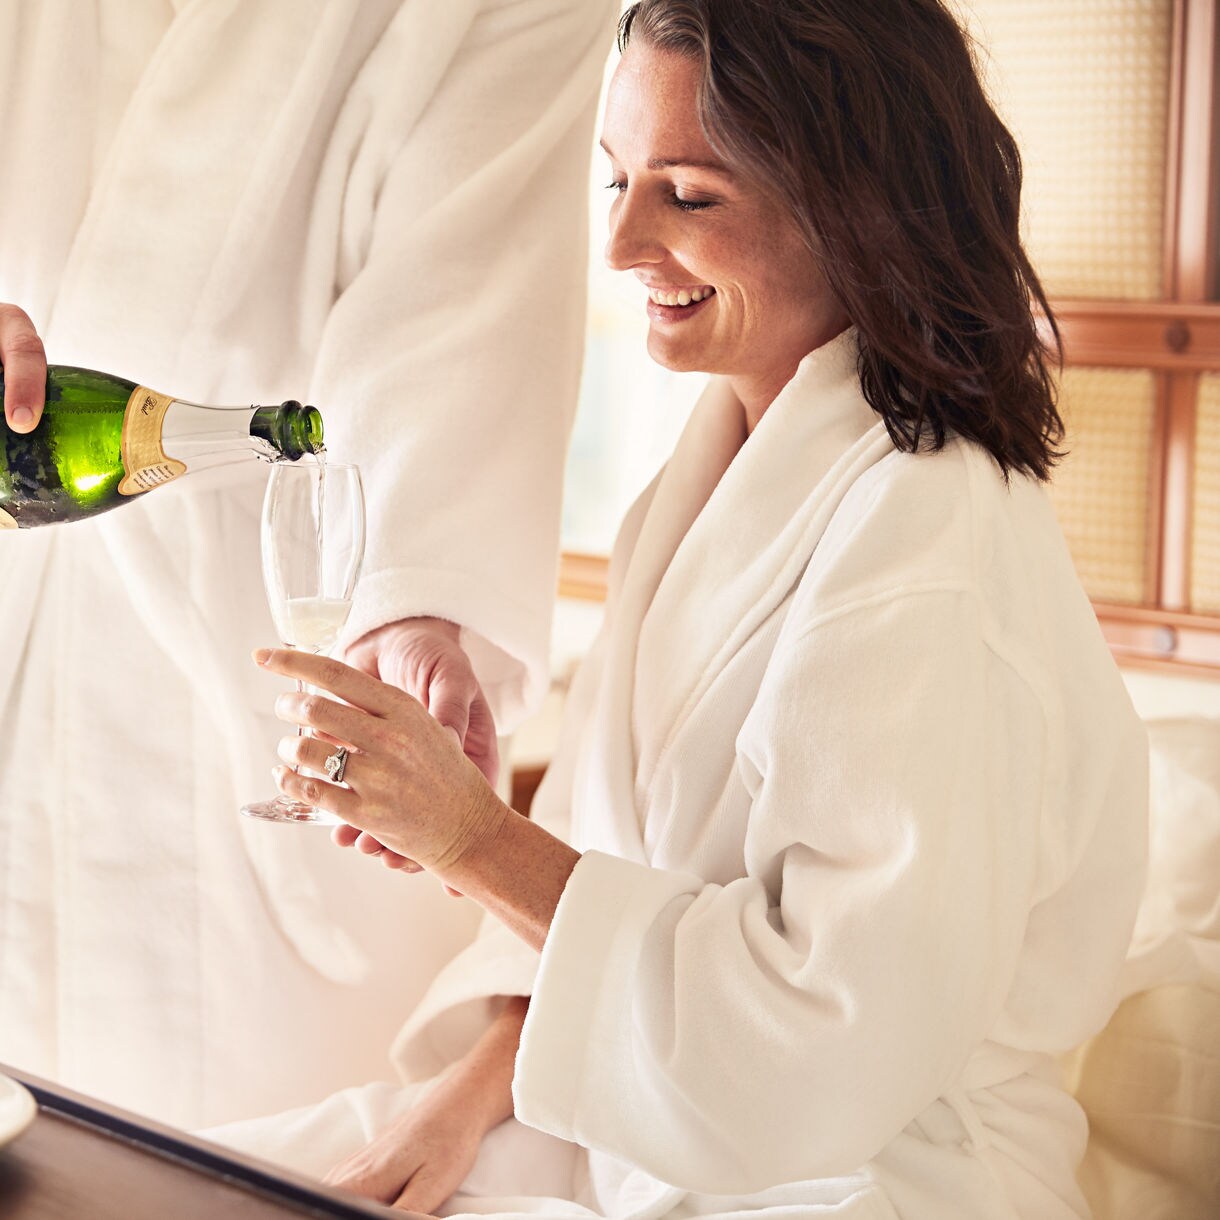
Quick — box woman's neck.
[732,318,852,433]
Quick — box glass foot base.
[240,796,340,826]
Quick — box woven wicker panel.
[1047,367,1157,603]
[1191,375,1220,612]
[953,0,1171,300]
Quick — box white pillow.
[1122,717,1220,990]
[1067,715,1220,1220]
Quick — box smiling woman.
[600,41,849,429]
[208,4,1147,1218]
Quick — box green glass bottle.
[0,365,324,529]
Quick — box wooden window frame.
[1074,0,1220,674]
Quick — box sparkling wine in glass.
[242,458,365,824]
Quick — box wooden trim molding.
[558,551,610,601]
[1165,0,1188,297]
[1173,0,1220,301]
[1147,372,1172,605]
[1052,300,1220,369]
[1096,602,1220,675]
[1158,372,1201,609]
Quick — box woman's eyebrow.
[599,139,733,176]
[647,155,733,175]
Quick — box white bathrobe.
[214,330,1148,1218]
[0,0,615,1128]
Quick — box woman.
[230,1,1147,1215]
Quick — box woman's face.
[601,41,848,422]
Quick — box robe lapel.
[631,330,891,804]
[570,376,747,861]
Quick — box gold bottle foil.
[118,386,188,496]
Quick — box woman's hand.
[255,648,508,874]
[323,1085,485,1213]
[345,617,499,788]
[256,648,579,952]
[324,995,528,1212]
[338,616,498,881]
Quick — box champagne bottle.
[0,365,323,528]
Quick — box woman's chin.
[644,335,711,375]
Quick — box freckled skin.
[601,42,850,429]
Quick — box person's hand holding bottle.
[0,305,47,433]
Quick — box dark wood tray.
[0,1065,404,1219]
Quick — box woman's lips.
[646,292,714,323]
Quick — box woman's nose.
[605,192,664,271]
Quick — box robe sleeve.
[513,584,1062,1193]
[309,0,617,732]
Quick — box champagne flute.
[242,460,365,824]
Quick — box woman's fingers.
[273,688,382,753]
[332,823,361,848]
[323,1157,410,1205]
[352,830,412,868]
[392,1162,465,1214]
[273,765,362,823]
[278,733,356,777]
[255,648,414,719]
[382,853,421,871]
[309,751,424,868]
[259,645,499,874]
[394,1177,442,1212]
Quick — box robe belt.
[958,1043,1051,1094]
[944,1044,1056,1153]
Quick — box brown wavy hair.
[619,0,1064,481]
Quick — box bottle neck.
[161,400,323,469]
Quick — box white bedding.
[1070,672,1220,1220]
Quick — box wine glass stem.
[294,677,307,775]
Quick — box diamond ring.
[324,745,349,785]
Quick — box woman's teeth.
[648,286,715,307]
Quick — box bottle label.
[0,506,16,529]
[118,386,188,496]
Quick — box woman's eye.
[672,195,715,212]
[603,180,714,211]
